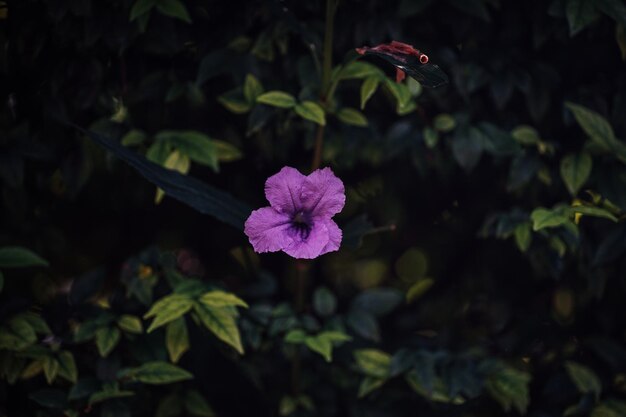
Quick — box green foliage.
[3,0,626,416]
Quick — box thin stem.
[311,0,336,172]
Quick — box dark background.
[2,0,626,416]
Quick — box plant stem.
[311,0,336,172]
[292,0,337,397]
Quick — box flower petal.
[283,220,329,259]
[319,219,342,256]
[244,207,292,253]
[264,166,306,214]
[300,167,345,218]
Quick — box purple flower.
[244,166,345,259]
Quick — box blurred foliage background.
[2,0,626,416]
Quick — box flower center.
[291,211,312,240]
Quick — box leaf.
[218,89,251,114]
[284,329,307,343]
[89,385,135,405]
[146,140,171,164]
[129,361,193,384]
[395,247,428,282]
[77,127,251,230]
[384,78,412,112]
[531,208,570,231]
[568,205,619,222]
[42,356,59,385]
[452,127,484,171]
[256,91,296,108]
[156,394,183,417]
[318,330,352,343]
[406,279,434,303]
[514,223,532,252]
[166,317,189,363]
[21,312,52,335]
[56,351,78,384]
[117,315,143,334]
[243,74,264,104]
[352,288,403,317]
[313,287,337,317]
[213,140,242,162]
[304,335,333,362]
[121,129,147,146]
[433,114,456,132]
[336,108,368,127]
[145,294,194,332]
[339,61,383,79]
[193,302,244,354]
[0,246,49,268]
[565,102,621,154]
[560,152,592,195]
[511,125,541,145]
[185,390,216,417]
[358,376,387,398]
[360,76,380,109]
[130,0,156,21]
[155,0,191,23]
[29,389,68,409]
[592,400,626,417]
[21,359,43,379]
[95,327,121,358]
[566,0,600,35]
[156,150,191,203]
[156,131,218,170]
[199,290,248,308]
[354,349,391,378]
[423,127,439,148]
[485,364,531,414]
[346,309,380,341]
[294,101,326,126]
[565,361,602,400]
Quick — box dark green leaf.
[29,389,68,409]
[433,114,456,132]
[560,152,592,195]
[256,91,296,108]
[294,101,326,126]
[193,302,244,354]
[155,0,191,23]
[166,317,189,363]
[360,76,380,109]
[531,207,570,231]
[117,315,143,334]
[130,0,156,21]
[77,127,251,230]
[566,0,600,35]
[155,131,218,170]
[352,288,403,317]
[565,361,602,400]
[243,74,264,104]
[354,349,391,378]
[95,327,121,358]
[313,287,337,317]
[304,335,333,362]
[57,351,78,384]
[0,246,49,268]
[337,108,368,127]
[129,361,193,384]
[185,390,216,417]
[145,294,194,332]
[199,290,248,308]
[358,376,386,398]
